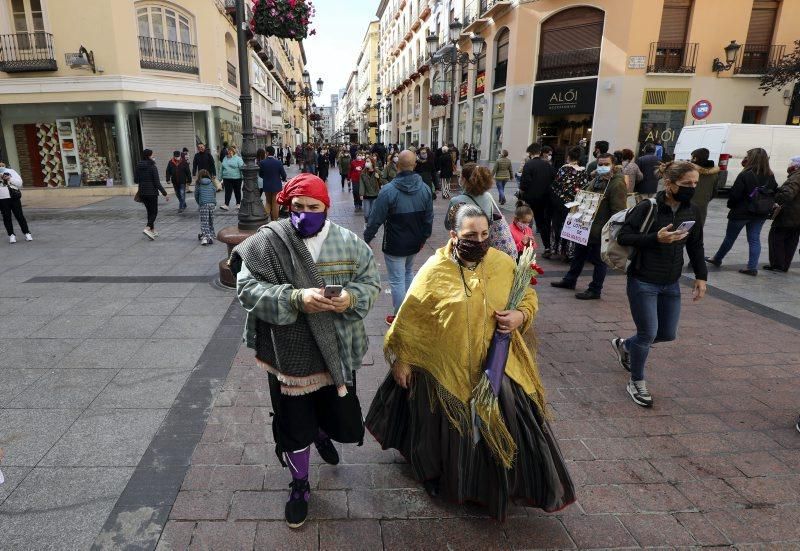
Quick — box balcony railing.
[537,47,600,81]
[647,42,698,74]
[227,61,237,86]
[734,44,785,75]
[0,32,57,73]
[139,36,198,74]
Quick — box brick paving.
[158,171,800,550]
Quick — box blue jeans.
[713,218,766,271]
[496,179,507,203]
[625,277,681,382]
[384,253,416,313]
[363,198,376,222]
[565,242,608,293]
[173,184,187,209]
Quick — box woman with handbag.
[705,148,778,276]
[0,170,31,244]
[446,163,517,258]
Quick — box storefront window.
[457,101,468,147]
[638,109,685,157]
[489,91,505,161]
[472,98,484,159]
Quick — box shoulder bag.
[468,195,517,258]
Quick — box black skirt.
[366,371,576,520]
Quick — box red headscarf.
[276,173,330,208]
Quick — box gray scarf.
[229,219,345,388]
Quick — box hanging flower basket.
[429,93,450,106]
[252,0,316,40]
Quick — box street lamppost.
[426,21,485,145]
[217,0,269,288]
[287,70,323,144]
[364,87,384,144]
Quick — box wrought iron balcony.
[0,32,57,73]
[647,42,698,74]
[139,36,198,74]
[536,47,600,81]
[227,61,237,86]
[734,44,785,75]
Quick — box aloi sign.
[533,79,597,116]
[691,99,712,120]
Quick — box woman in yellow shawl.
[366,203,575,520]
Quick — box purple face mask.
[290,210,327,238]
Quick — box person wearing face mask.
[366,203,576,521]
[520,143,557,256]
[230,173,380,530]
[415,147,437,198]
[166,150,191,213]
[586,140,609,174]
[348,154,366,211]
[360,157,381,223]
[611,161,707,408]
[317,147,330,183]
[763,156,800,273]
[383,154,399,182]
[338,149,352,192]
[551,153,627,300]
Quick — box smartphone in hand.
[323,285,343,298]
[676,221,696,233]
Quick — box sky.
[301,0,378,106]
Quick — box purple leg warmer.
[285,446,311,502]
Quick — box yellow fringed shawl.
[384,243,547,467]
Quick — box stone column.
[205,109,218,155]
[114,102,134,186]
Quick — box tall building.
[375,0,800,166]
[356,21,380,144]
[0,0,307,186]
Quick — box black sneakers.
[285,478,310,529]
[627,379,653,408]
[550,279,576,290]
[611,338,631,372]
[314,436,340,466]
[575,290,601,300]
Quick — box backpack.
[601,198,657,272]
[747,183,776,217]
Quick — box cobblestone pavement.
[1,168,799,549]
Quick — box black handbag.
[8,185,21,200]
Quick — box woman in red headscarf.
[229,174,381,529]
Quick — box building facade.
[377,0,800,167]
[356,21,380,144]
[0,0,307,187]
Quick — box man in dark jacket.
[166,150,191,212]
[586,140,609,173]
[765,156,800,272]
[192,143,217,178]
[551,153,627,300]
[135,149,169,240]
[364,150,433,325]
[635,143,661,199]
[519,143,557,254]
[259,146,287,222]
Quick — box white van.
[673,123,800,190]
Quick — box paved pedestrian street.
[1,171,799,550]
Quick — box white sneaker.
[143,229,156,240]
[153,230,159,237]
[24,233,32,241]
[9,234,16,244]
[220,205,229,211]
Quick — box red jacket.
[349,159,366,183]
[510,220,535,253]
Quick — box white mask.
[393,157,399,163]
[365,162,373,169]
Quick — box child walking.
[195,169,217,245]
[510,201,536,260]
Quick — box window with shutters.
[536,7,603,81]
[493,28,509,90]
[136,2,198,74]
[648,0,698,73]
[735,1,784,75]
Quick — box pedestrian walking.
[446,163,496,230]
[383,152,399,183]
[364,150,433,325]
[284,146,292,167]
[366,203,576,521]
[194,169,217,245]
[166,150,191,213]
[303,144,317,174]
[510,201,535,258]
[551,153,627,300]
[230,173,380,529]
[295,144,303,168]
[328,145,337,168]
[611,161,707,408]
[689,148,721,229]
[705,148,778,276]
[0,171,31,244]
[437,145,455,198]
[620,149,643,192]
[317,147,330,182]
[220,146,245,211]
[492,149,513,205]
[635,143,661,201]
[586,140,609,174]
[192,143,217,179]
[135,149,169,240]
[519,144,556,256]
[360,157,381,223]
[549,147,587,262]
[259,145,287,222]
[349,153,366,211]
[764,156,800,272]
[338,150,352,191]
[415,146,436,199]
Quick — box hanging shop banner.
[475,71,486,95]
[532,79,597,116]
[460,81,468,101]
[560,190,603,246]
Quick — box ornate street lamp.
[288,71,323,143]
[712,40,742,73]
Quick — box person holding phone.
[230,173,380,530]
[610,161,707,408]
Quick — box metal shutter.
[746,0,778,45]
[139,110,196,183]
[540,7,604,54]
[659,0,692,44]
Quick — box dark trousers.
[550,201,570,255]
[530,197,552,250]
[141,195,159,229]
[625,277,681,382]
[223,178,242,207]
[352,180,362,207]
[0,197,29,236]
[768,225,800,271]
[172,184,186,209]
[565,242,608,293]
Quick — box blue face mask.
[290,210,327,238]
[596,165,612,175]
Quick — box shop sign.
[532,79,597,116]
[475,70,486,95]
[691,99,712,120]
[628,56,646,69]
[459,81,468,100]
